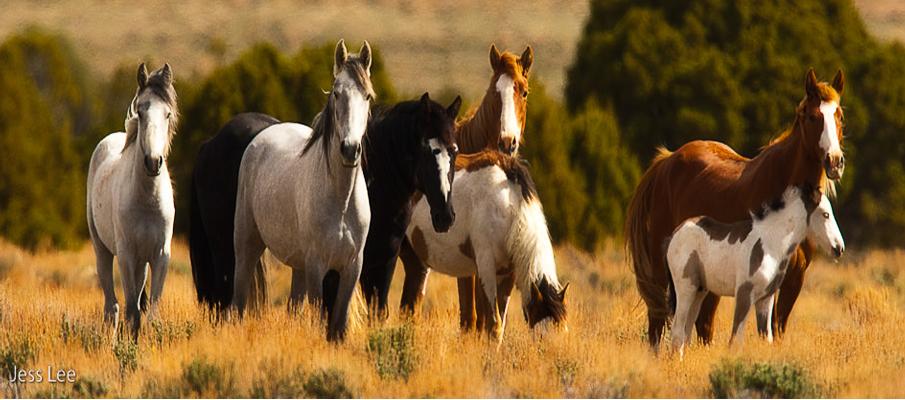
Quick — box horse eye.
[432,148,441,156]
[823,212,830,219]
[166,112,172,119]
[521,90,529,99]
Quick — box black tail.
[189,172,223,309]
[189,112,279,312]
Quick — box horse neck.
[741,120,822,203]
[456,86,499,154]
[310,129,361,202]
[122,144,169,201]
[752,206,807,258]
[365,121,417,207]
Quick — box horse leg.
[694,293,720,344]
[475,252,502,340]
[399,237,430,315]
[232,210,265,316]
[457,277,478,331]
[755,293,775,343]
[730,285,755,347]
[773,247,810,336]
[495,271,515,334]
[118,256,145,341]
[643,225,671,350]
[327,261,363,342]
[92,242,118,324]
[288,268,306,314]
[670,283,697,358]
[147,250,170,323]
[305,261,327,318]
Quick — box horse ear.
[359,41,373,75]
[489,43,502,71]
[832,69,844,96]
[805,68,819,99]
[137,63,149,89]
[160,63,173,86]
[334,39,348,77]
[558,282,569,300]
[520,46,534,77]
[531,282,543,301]
[447,95,462,118]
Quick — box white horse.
[667,185,844,357]
[87,63,178,339]
[231,40,373,341]
[405,151,568,340]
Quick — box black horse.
[190,93,461,313]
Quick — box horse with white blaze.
[230,40,373,341]
[87,63,178,340]
[666,185,844,357]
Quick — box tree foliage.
[567,0,905,246]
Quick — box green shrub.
[60,314,104,353]
[0,336,36,380]
[709,359,820,398]
[112,339,138,377]
[303,368,354,399]
[249,364,306,398]
[367,322,417,380]
[181,357,236,397]
[71,376,108,398]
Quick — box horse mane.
[122,69,179,155]
[303,55,375,165]
[455,151,537,201]
[362,101,422,193]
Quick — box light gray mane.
[123,70,179,155]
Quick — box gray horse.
[231,40,373,341]
[87,63,178,340]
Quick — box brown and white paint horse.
[626,68,846,349]
[405,151,567,340]
[399,44,534,329]
[667,185,844,358]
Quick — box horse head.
[488,44,532,155]
[415,92,461,232]
[128,63,178,177]
[799,68,845,180]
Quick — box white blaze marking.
[338,69,370,145]
[429,138,451,199]
[819,101,841,155]
[496,74,521,143]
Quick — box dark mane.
[302,55,374,165]
[526,277,566,327]
[455,151,537,201]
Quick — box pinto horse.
[380,44,534,321]
[626,69,846,349]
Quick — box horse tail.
[189,172,219,308]
[625,146,672,321]
[504,161,559,292]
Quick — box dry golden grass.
[2,238,905,397]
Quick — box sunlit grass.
[0,239,903,397]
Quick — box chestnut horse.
[626,69,846,349]
[396,44,533,327]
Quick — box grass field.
[1,239,904,397]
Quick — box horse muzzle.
[340,141,362,168]
[498,136,518,156]
[430,207,455,233]
[144,155,163,176]
[824,153,845,180]
[833,243,845,258]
